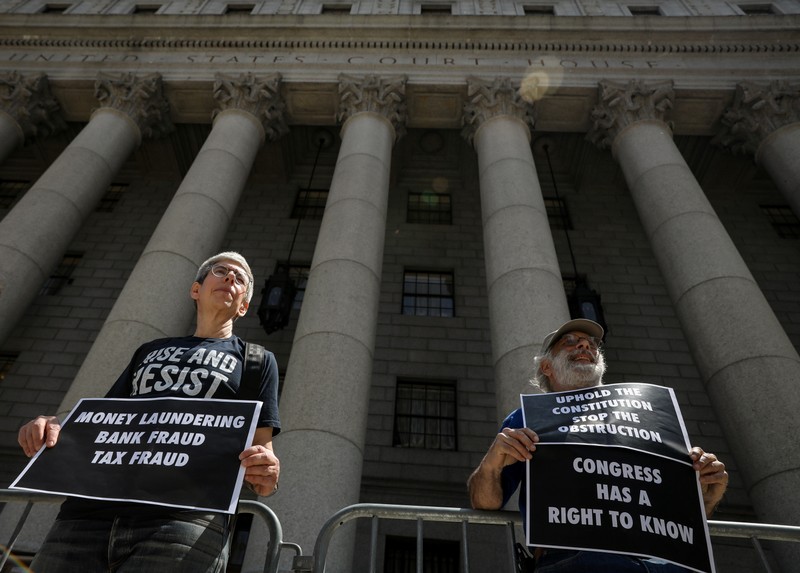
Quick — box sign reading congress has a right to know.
[522,382,715,573]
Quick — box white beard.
[550,348,606,390]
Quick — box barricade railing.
[0,489,298,573]
[5,493,800,573]
[295,503,800,573]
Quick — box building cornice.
[0,14,799,53]
[1,14,798,134]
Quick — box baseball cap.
[541,319,605,354]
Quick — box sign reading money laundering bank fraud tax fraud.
[11,397,261,514]
[521,383,715,573]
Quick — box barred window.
[0,353,18,383]
[761,205,800,239]
[545,197,572,230]
[40,252,82,296]
[0,180,31,209]
[288,264,310,310]
[291,188,328,220]
[402,271,454,317]
[407,191,452,224]
[393,380,457,450]
[96,184,128,213]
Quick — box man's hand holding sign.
[18,410,280,499]
[14,397,264,514]
[521,383,716,572]
[468,319,728,573]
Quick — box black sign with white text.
[11,397,261,514]
[521,383,715,573]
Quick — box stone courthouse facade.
[1,0,800,571]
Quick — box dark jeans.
[30,513,230,573]
[537,550,690,572]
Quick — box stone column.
[462,77,570,422]
[0,71,64,162]
[270,74,406,571]
[715,81,800,217]
[57,73,288,416]
[0,72,170,348]
[589,80,800,570]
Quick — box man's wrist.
[246,481,279,497]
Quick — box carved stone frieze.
[212,72,288,142]
[461,76,535,145]
[587,79,675,149]
[714,81,800,155]
[337,74,408,140]
[0,71,65,142]
[94,72,173,139]
[2,35,799,56]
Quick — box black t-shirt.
[58,335,280,520]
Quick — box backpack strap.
[240,341,266,401]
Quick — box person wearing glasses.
[467,319,728,572]
[17,251,280,573]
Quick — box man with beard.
[467,319,728,572]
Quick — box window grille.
[287,264,310,310]
[0,181,30,209]
[96,184,128,213]
[393,380,457,450]
[544,196,572,230]
[402,271,454,317]
[39,253,82,296]
[407,191,452,224]
[761,205,800,239]
[291,188,328,220]
[0,353,18,383]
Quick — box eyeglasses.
[210,264,250,288]
[557,333,603,350]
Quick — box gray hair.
[195,251,255,302]
[531,351,554,393]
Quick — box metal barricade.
[299,503,800,573]
[302,503,522,573]
[6,493,800,573]
[0,488,298,573]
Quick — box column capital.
[94,72,173,139]
[337,74,408,140]
[715,81,800,155]
[212,72,288,142]
[461,76,534,146]
[588,80,674,150]
[0,71,65,142]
